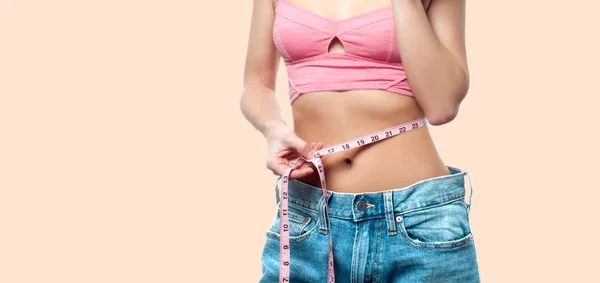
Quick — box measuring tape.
[277,117,428,283]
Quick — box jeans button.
[356,200,367,211]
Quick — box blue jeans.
[259,166,481,283]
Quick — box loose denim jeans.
[259,165,481,283]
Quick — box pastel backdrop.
[0,0,598,282]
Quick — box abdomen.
[291,89,451,193]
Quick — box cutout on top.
[328,36,346,54]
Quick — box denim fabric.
[259,166,481,283]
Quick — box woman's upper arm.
[426,0,468,83]
[243,0,280,90]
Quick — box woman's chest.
[273,2,397,62]
[273,0,432,63]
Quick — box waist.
[276,165,469,220]
[291,90,449,193]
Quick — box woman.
[240,0,481,281]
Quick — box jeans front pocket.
[396,198,474,250]
[266,202,320,243]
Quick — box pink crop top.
[273,0,414,104]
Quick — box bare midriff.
[291,89,451,193]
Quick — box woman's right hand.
[265,125,324,179]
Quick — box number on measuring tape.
[357,139,365,145]
[371,135,379,142]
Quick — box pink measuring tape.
[277,117,428,282]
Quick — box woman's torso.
[293,90,450,193]
[280,0,449,193]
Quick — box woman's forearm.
[239,83,289,138]
[391,0,468,125]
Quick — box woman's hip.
[261,166,480,282]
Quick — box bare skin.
[292,90,449,193]
[240,0,468,193]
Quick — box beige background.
[1,0,598,282]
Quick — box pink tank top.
[273,0,414,104]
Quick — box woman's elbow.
[426,107,458,126]
[424,89,467,126]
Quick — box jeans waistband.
[275,165,473,235]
